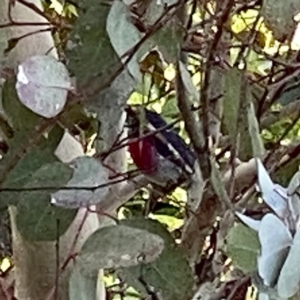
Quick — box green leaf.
[261,0,300,42]
[52,156,110,208]
[16,55,71,118]
[161,96,180,122]
[69,265,97,300]
[2,78,41,134]
[273,158,300,186]
[16,162,77,241]
[149,17,183,64]
[89,70,134,151]
[223,67,243,144]
[179,61,199,102]
[77,223,164,277]
[223,68,255,160]
[275,77,300,106]
[143,0,177,27]
[106,0,142,83]
[0,149,57,207]
[247,100,265,157]
[65,0,121,87]
[151,202,181,217]
[225,223,260,273]
[0,126,63,208]
[210,156,231,209]
[238,89,255,160]
[118,218,194,300]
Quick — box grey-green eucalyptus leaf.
[51,156,110,208]
[16,55,71,118]
[77,224,164,277]
[261,0,300,42]
[106,0,143,83]
[178,61,199,102]
[118,218,194,300]
[65,0,121,87]
[69,265,97,300]
[277,228,300,298]
[258,214,292,287]
[225,223,260,273]
[247,101,265,157]
[16,162,77,241]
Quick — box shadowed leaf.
[77,223,164,277]
[119,218,194,300]
[69,265,97,300]
[65,0,121,87]
[226,223,260,273]
[51,156,110,208]
[261,0,300,42]
[16,162,77,241]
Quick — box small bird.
[125,106,196,201]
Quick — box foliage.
[237,160,300,298]
[2,0,300,299]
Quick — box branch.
[176,63,209,177]
[261,99,300,129]
[181,139,300,262]
[98,175,150,213]
[199,0,234,155]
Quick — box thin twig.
[0,21,51,28]
[199,0,234,150]
[4,27,53,53]
[0,176,131,192]
[61,209,88,272]
[54,220,60,300]
[16,0,54,24]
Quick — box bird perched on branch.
[125,106,196,198]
